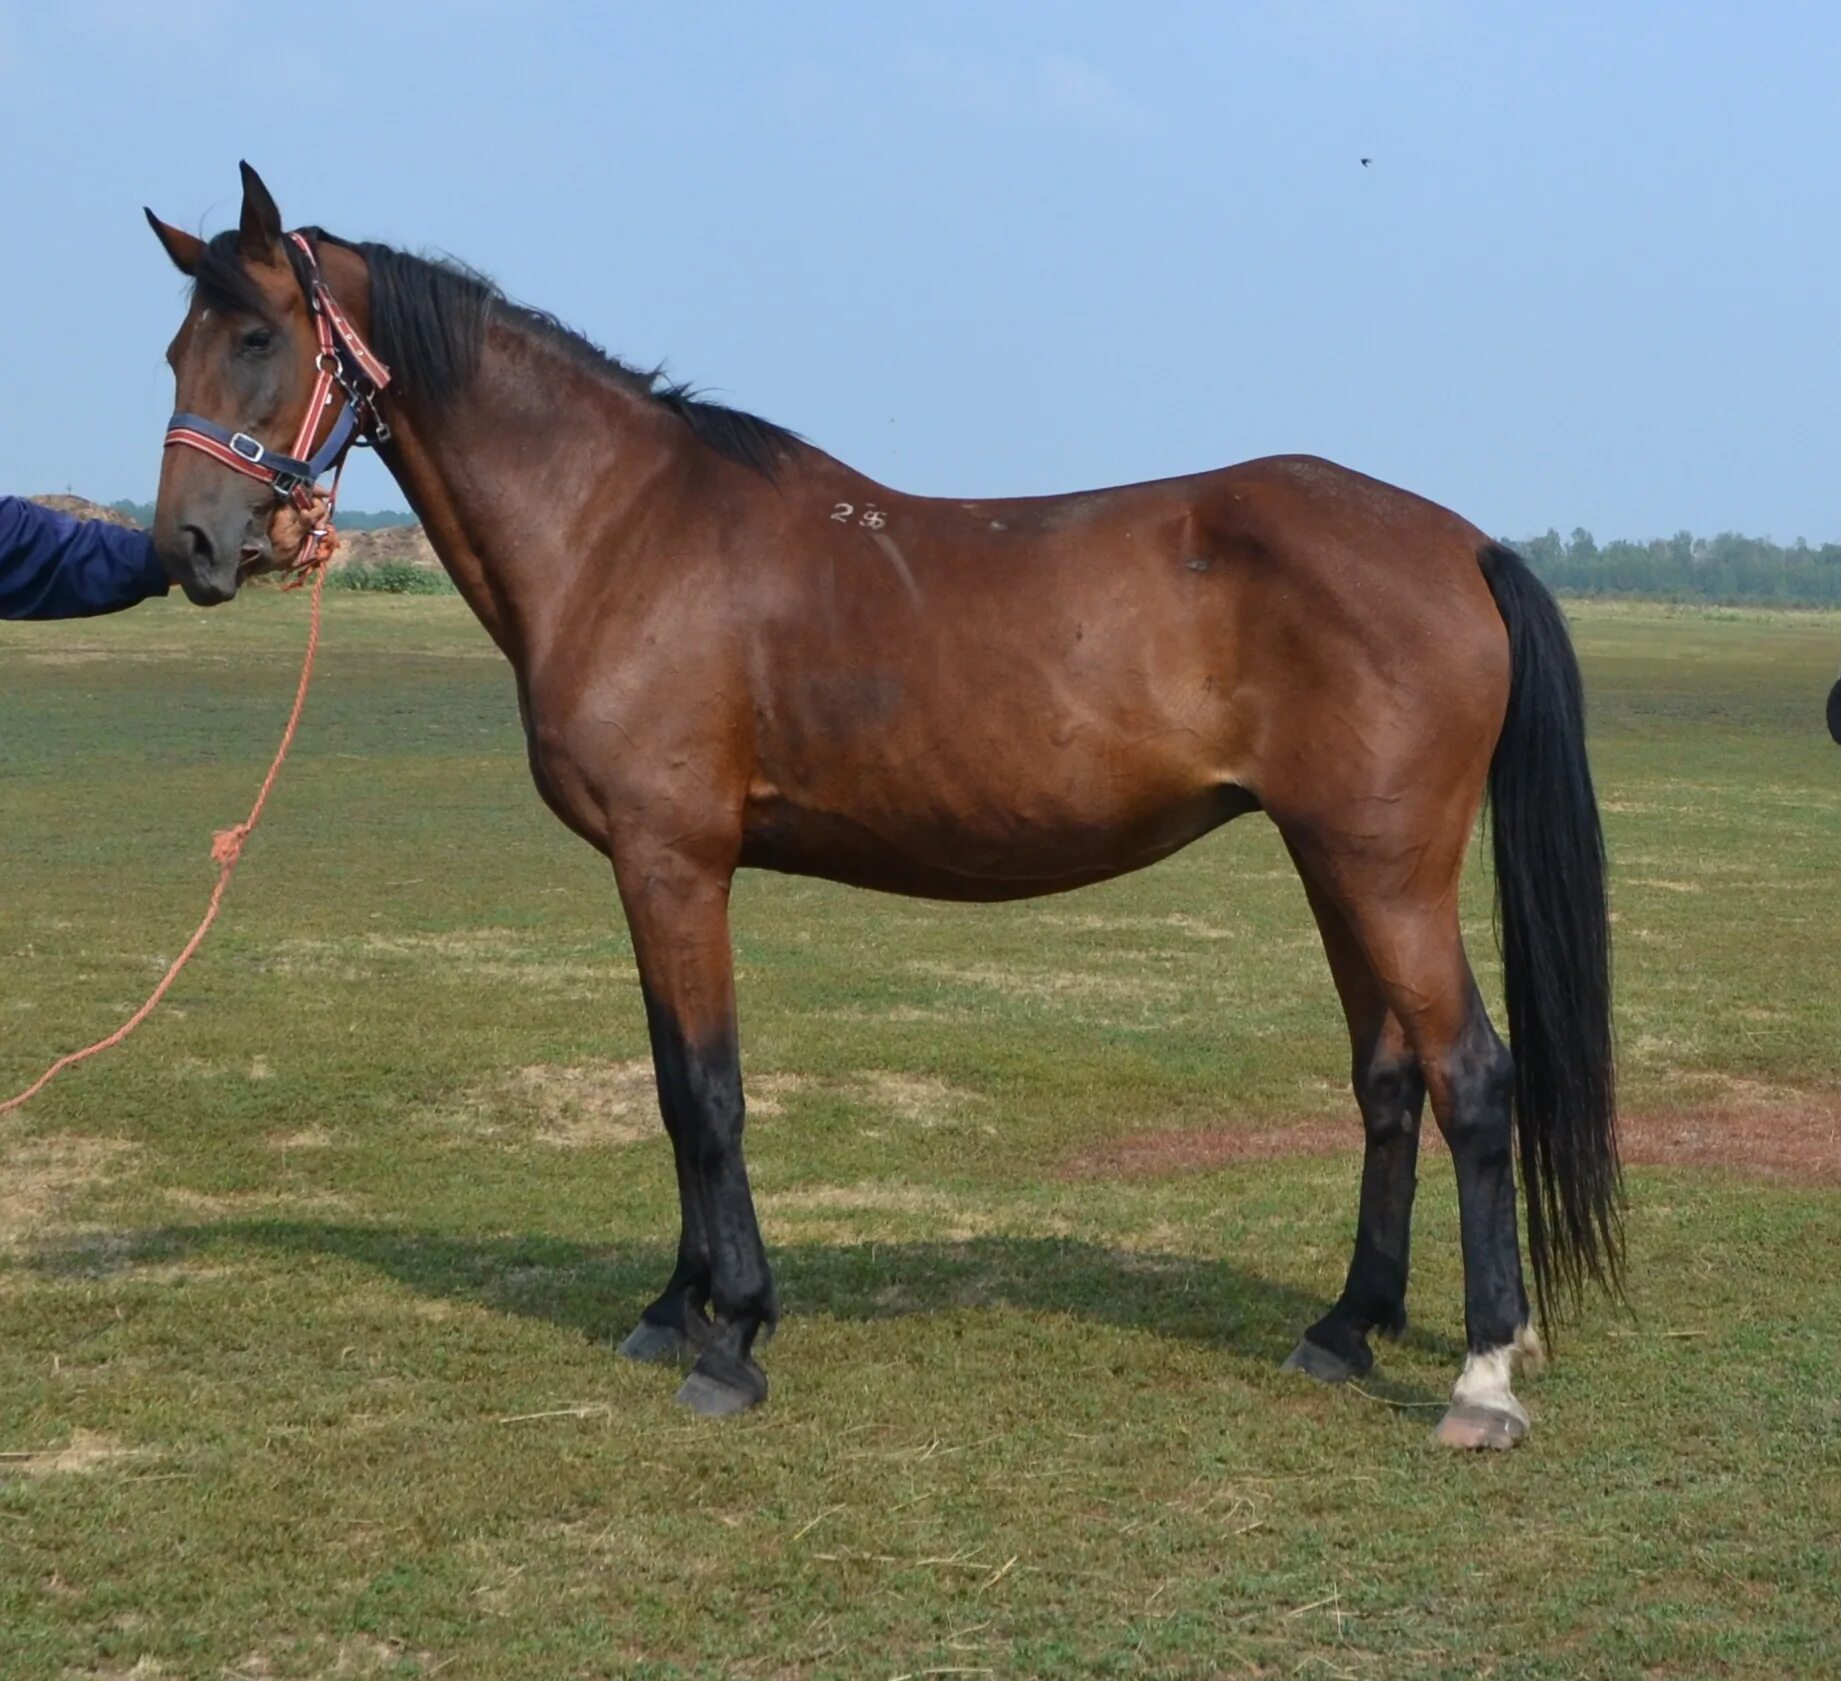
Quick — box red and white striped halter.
[163,232,392,571]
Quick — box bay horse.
[143,166,1619,1447]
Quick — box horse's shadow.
[41,1218,1461,1396]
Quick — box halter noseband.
[163,232,392,569]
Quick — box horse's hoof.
[675,1368,765,1417]
[617,1319,695,1365]
[1282,1337,1363,1385]
[1433,1402,1529,1451]
[675,1351,768,1417]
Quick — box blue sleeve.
[0,497,171,621]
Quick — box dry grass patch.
[267,1126,332,1151]
[0,1134,137,1252]
[437,1061,653,1148]
[1031,910,1241,940]
[453,1062,971,1148]
[825,1001,981,1025]
[11,649,223,667]
[762,1180,1069,1243]
[458,1060,808,1148]
[909,958,1188,1008]
[0,1428,145,1479]
[159,1186,355,1217]
[268,928,628,993]
[850,1071,976,1128]
[764,1182,968,1217]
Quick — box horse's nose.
[170,523,237,605]
[179,523,217,573]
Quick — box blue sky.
[2,1,1836,538]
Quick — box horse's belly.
[743,605,1252,897]
[741,768,1257,901]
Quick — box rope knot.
[211,824,252,869]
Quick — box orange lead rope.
[0,541,333,1117]
[8,228,383,1112]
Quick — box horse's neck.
[373,328,678,661]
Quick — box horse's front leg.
[613,844,776,1415]
[615,1006,714,1364]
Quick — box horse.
[142,165,1620,1447]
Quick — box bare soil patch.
[1061,1120,1351,1179]
[1620,1088,1841,1183]
[1061,1088,1841,1185]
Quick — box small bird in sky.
[1360,157,1372,167]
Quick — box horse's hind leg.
[1286,831,1539,1448]
[1281,874,1425,1384]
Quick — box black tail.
[1479,543,1622,1335]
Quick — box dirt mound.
[334,524,440,570]
[28,495,140,529]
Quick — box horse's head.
[145,164,328,604]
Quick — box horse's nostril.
[181,524,217,569]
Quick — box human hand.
[264,496,339,570]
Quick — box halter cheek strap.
[162,232,393,570]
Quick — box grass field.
[2,594,1838,1680]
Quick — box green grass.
[1,596,1837,1679]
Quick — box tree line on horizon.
[1510,527,1841,606]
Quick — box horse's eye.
[239,328,276,357]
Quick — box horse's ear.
[237,161,284,264]
[145,209,205,277]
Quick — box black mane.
[194,228,801,479]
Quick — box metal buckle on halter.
[229,432,268,464]
[271,468,307,497]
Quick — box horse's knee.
[1430,1027,1514,1159]
[1353,1048,1424,1143]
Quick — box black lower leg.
[621,993,714,1360]
[1300,1047,1425,1376]
[649,1008,776,1414]
[628,1126,713,1347]
[1438,997,1528,1353]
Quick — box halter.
[163,232,392,571]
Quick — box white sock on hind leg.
[1451,1344,1531,1426]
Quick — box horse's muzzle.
[162,523,243,606]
